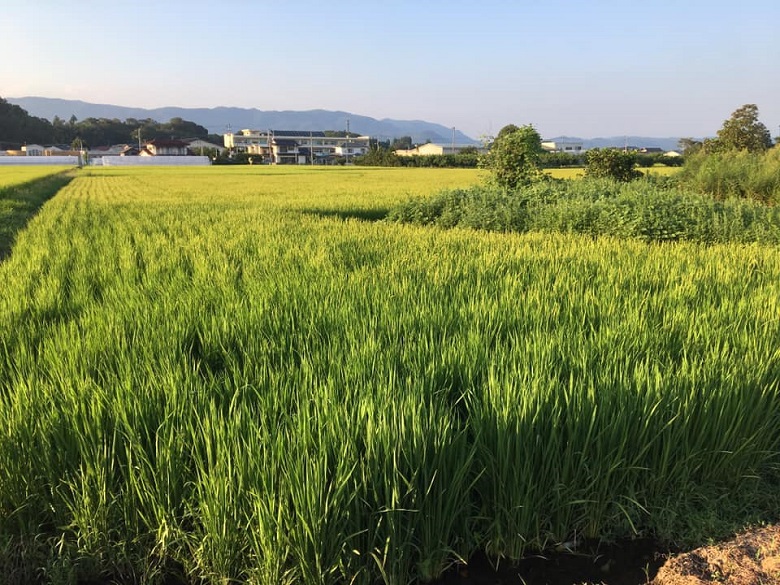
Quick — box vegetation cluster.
[387,178,780,243]
[390,104,780,238]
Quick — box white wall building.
[224,129,370,164]
[394,143,485,156]
[541,140,584,154]
[0,156,79,166]
[21,144,46,156]
[186,139,225,154]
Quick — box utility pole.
[451,127,456,154]
[346,119,350,164]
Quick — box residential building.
[21,144,45,156]
[87,144,128,159]
[185,138,225,155]
[144,139,190,156]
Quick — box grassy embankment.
[1,166,778,584]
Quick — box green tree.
[495,124,521,140]
[715,104,772,152]
[677,137,701,155]
[0,97,53,145]
[585,148,642,182]
[390,136,413,150]
[483,124,544,189]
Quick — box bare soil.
[653,524,780,585]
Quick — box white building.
[224,129,370,164]
[185,138,226,154]
[21,144,46,156]
[394,143,485,157]
[541,140,584,154]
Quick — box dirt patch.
[653,524,780,585]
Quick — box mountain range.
[8,97,685,151]
[8,97,476,145]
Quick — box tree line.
[0,97,220,149]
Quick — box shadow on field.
[300,207,389,222]
[0,171,76,261]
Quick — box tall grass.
[1,167,779,584]
[677,149,780,203]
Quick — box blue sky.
[2,0,778,139]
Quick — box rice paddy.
[0,165,72,189]
[1,166,778,584]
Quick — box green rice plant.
[0,167,779,584]
[0,166,72,190]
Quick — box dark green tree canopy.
[0,98,52,146]
[495,124,521,140]
[390,136,413,151]
[0,95,209,148]
[715,104,772,152]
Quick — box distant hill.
[7,98,693,151]
[8,97,477,145]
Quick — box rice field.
[545,166,679,180]
[1,166,779,584]
[0,165,73,189]
[0,167,76,261]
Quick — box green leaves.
[715,104,773,153]
[482,124,544,190]
[585,148,642,182]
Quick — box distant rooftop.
[271,130,327,137]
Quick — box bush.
[540,152,584,168]
[585,149,642,182]
[481,124,544,189]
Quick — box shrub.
[585,149,642,182]
[481,124,544,189]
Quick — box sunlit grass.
[0,168,75,260]
[0,165,72,189]
[545,165,680,180]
